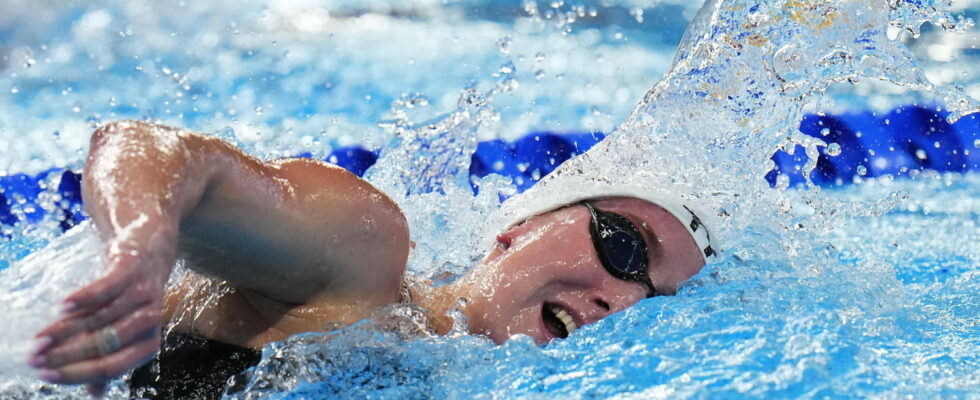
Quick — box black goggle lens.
[584,203,657,297]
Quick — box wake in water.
[0,0,977,399]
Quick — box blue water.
[1,0,978,399]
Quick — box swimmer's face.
[456,197,705,344]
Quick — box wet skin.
[449,197,705,344]
[27,120,705,396]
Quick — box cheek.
[486,303,546,344]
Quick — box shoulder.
[270,157,411,304]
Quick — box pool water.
[1,0,978,399]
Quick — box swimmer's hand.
[26,120,191,397]
[30,219,177,397]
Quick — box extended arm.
[30,120,409,389]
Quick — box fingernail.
[27,355,45,368]
[39,369,60,383]
[61,301,77,314]
[33,336,53,354]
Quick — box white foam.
[0,221,105,380]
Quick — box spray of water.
[231,1,978,397]
[0,0,977,399]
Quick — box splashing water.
[229,1,979,398]
[0,0,978,399]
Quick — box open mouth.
[542,302,578,339]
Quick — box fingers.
[35,285,149,345]
[35,307,161,370]
[60,255,136,314]
[41,332,161,385]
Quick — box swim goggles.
[582,202,658,298]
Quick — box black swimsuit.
[129,281,419,399]
[128,332,261,400]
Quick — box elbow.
[90,119,150,147]
[90,120,188,151]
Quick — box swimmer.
[26,120,715,398]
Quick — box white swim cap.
[491,177,718,263]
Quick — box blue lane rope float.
[766,106,978,186]
[0,106,977,234]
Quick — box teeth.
[551,306,578,335]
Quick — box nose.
[586,275,650,319]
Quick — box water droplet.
[10,87,18,94]
[534,69,545,80]
[856,165,867,176]
[535,52,545,62]
[915,149,927,160]
[497,36,512,54]
[820,128,830,136]
[630,8,644,23]
[497,77,520,92]
[775,174,790,190]
[825,143,841,156]
[72,106,81,113]
[255,106,263,115]
[973,139,979,149]
[499,61,516,75]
